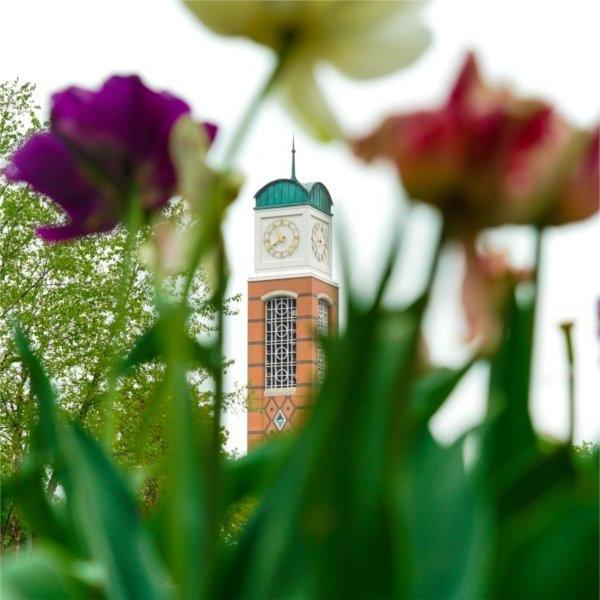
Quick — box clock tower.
[247,142,338,449]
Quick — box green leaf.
[118,323,161,375]
[495,481,598,599]
[224,435,293,504]
[409,362,475,430]
[404,433,490,599]
[122,307,215,597]
[61,423,167,599]
[484,441,598,597]
[5,457,73,552]
[120,317,215,376]
[158,328,209,598]
[494,445,573,519]
[13,324,59,455]
[481,287,538,489]
[218,303,421,599]
[1,550,98,600]
[9,326,84,557]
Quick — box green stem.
[101,202,142,446]
[527,227,544,398]
[168,55,287,593]
[180,54,288,306]
[180,178,224,303]
[532,227,544,300]
[414,217,446,320]
[204,236,227,588]
[221,52,289,171]
[388,218,447,448]
[559,321,575,446]
[390,217,446,596]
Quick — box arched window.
[317,298,330,382]
[265,296,297,389]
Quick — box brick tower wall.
[247,276,339,449]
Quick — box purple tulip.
[3,75,217,241]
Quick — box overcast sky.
[3,0,599,453]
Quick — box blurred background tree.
[0,80,240,550]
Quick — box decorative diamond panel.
[282,397,295,416]
[265,399,278,417]
[273,409,287,431]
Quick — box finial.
[291,133,296,180]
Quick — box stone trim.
[248,382,314,390]
[264,387,296,397]
[317,292,335,306]
[260,290,298,301]
[248,273,338,287]
[249,292,338,304]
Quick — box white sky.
[3,0,599,453]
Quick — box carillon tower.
[247,141,338,448]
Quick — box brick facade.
[247,275,339,449]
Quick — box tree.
[574,441,600,458]
[0,80,240,549]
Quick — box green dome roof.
[254,139,333,215]
[254,178,333,215]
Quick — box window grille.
[317,299,329,382]
[265,296,297,389]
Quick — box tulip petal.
[5,76,207,242]
[169,115,214,210]
[322,1,431,80]
[461,242,529,354]
[550,128,600,224]
[4,132,101,222]
[50,76,196,216]
[51,76,190,165]
[37,219,116,242]
[277,61,343,142]
[183,0,430,142]
[182,0,280,46]
[202,122,219,145]
[354,51,598,232]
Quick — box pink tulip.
[353,53,598,233]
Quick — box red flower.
[354,53,599,352]
[353,53,599,233]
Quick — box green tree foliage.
[575,441,599,457]
[0,80,239,550]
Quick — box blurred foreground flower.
[354,53,598,352]
[143,116,243,279]
[3,75,217,241]
[462,244,531,353]
[353,53,599,232]
[184,0,430,141]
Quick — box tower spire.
[291,134,296,180]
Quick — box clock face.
[263,218,300,258]
[311,222,328,262]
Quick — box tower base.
[246,275,338,450]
